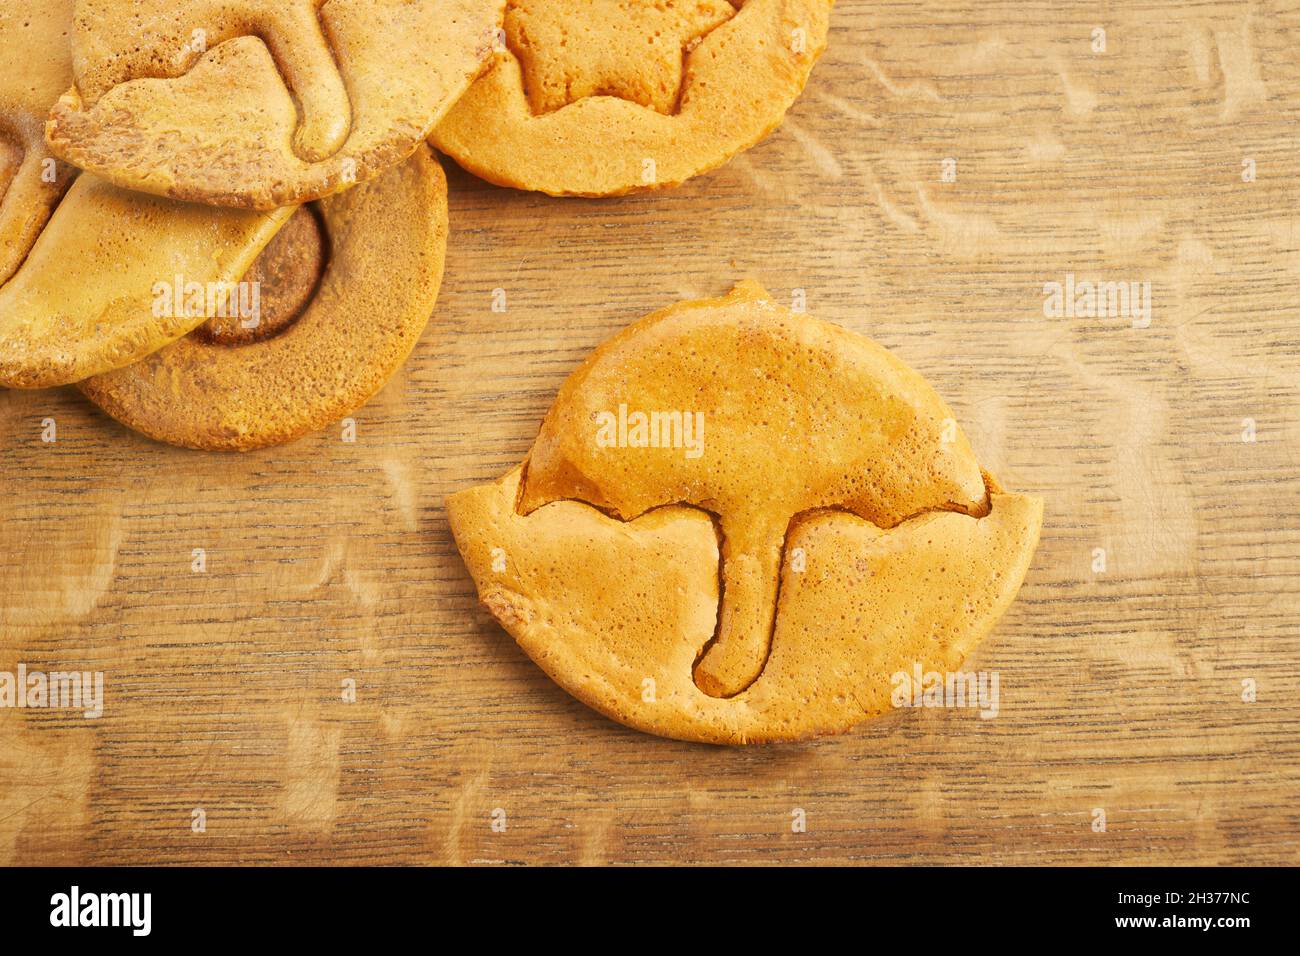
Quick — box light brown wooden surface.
[2,0,1299,865]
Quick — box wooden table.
[3,0,1298,865]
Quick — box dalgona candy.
[431,0,835,196]
[79,147,448,451]
[447,282,1042,744]
[46,0,507,208]
[0,0,290,389]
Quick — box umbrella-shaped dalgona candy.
[447,282,1042,744]
[46,0,507,208]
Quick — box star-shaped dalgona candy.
[506,0,738,114]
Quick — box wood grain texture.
[2,0,1299,865]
